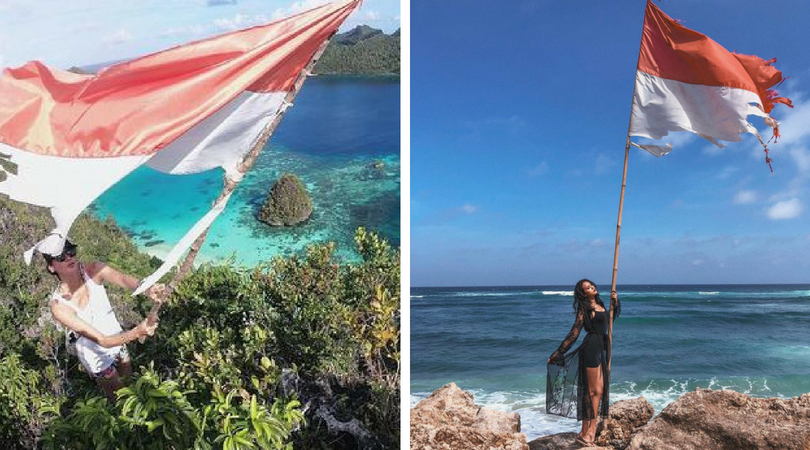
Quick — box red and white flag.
[630,0,792,163]
[0,0,359,284]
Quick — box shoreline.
[411,382,810,450]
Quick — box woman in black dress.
[546,279,620,447]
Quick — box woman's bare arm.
[50,300,155,348]
[89,262,166,301]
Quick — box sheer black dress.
[546,298,621,420]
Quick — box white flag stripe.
[0,143,148,260]
[630,71,768,148]
[146,91,287,175]
[132,192,233,296]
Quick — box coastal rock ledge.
[415,384,810,450]
[410,382,528,450]
[625,388,810,450]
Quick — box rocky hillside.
[315,25,400,75]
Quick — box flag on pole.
[630,0,792,165]
[0,1,359,274]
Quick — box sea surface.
[411,284,810,440]
[92,76,400,266]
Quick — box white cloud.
[214,13,268,31]
[527,161,548,177]
[733,190,757,205]
[363,10,381,21]
[767,198,802,220]
[160,24,207,38]
[789,147,810,173]
[458,204,478,214]
[768,93,810,148]
[102,29,133,46]
[271,0,329,20]
[692,259,704,266]
[703,142,724,156]
[716,165,739,180]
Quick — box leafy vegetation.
[0,197,400,449]
[315,25,400,75]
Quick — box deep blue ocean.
[410,284,810,440]
[92,77,400,266]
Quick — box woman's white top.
[52,266,124,374]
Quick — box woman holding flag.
[45,239,166,399]
[547,279,620,447]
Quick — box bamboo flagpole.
[142,33,338,328]
[606,5,646,376]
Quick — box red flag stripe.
[638,0,791,114]
[0,0,358,159]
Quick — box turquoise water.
[92,77,400,266]
[410,285,810,439]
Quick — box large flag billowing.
[630,0,792,160]
[0,0,359,283]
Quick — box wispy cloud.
[716,165,739,180]
[595,153,615,174]
[733,190,757,205]
[789,147,810,173]
[214,13,268,31]
[363,10,381,21]
[527,161,549,177]
[207,0,237,5]
[271,0,329,20]
[461,115,526,130]
[102,29,133,46]
[159,24,208,38]
[767,198,802,220]
[457,204,479,214]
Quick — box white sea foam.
[699,291,719,295]
[542,291,574,296]
[450,291,540,298]
[411,295,424,298]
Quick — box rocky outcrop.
[411,382,528,450]
[596,397,654,449]
[258,173,313,226]
[527,397,652,450]
[417,385,810,450]
[528,432,611,450]
[627,388,810,450]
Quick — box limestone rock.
[595,397,655,449]
[258,173,313,226]
[528,432,612,450]
[411,382,528,450]
[626,389,810,450]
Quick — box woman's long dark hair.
[572,278,605,329]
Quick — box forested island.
[0,197,400,449]
[315,25,400,75]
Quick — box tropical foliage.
[0,197,400,449]
[316,26,400,75]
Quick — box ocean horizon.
[410,284,810,440]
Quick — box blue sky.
[0,0,399,70]
[412,0,810,286]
